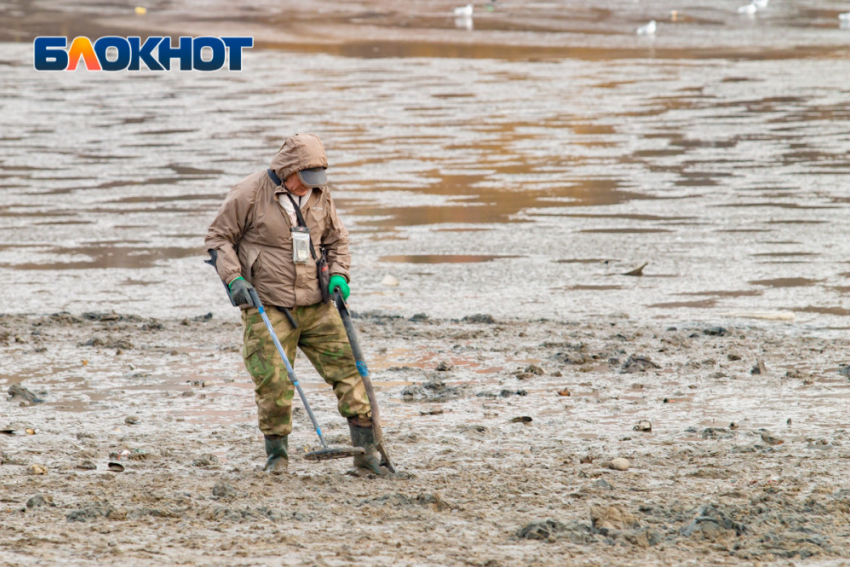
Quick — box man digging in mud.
[205,133,387,476]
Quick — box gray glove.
[228,277,255,307]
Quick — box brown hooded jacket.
[205,134,350,308]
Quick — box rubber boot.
[348,424,388,476]
[263,434,288,474]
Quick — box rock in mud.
[461,314,495,324]
[76,459,96,470]
[212,481,237,500]
[680,504,746,541]
[620,355,660,374]
[624,528,662,548]
[401,379,464,401]
[510,416,532,423]
[751,360,767,375]
[380,274,399,287]
[27,494,53,508]
[633,420,652,432]
[125,415,140,425]
[80,336,133,349]
[517,519,567,541]
[7,384,44,405]
[66,501,117,522]
[702,427,735,440]
[28,464,47,475]
[435,361,453,372]
[193,453,219,467]
[839,365,850,378]
[703,326,728,336]
[591,505,639,534]
[759,430,784,446]
[609,457,630,471]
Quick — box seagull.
[635,20,656,34]
[839,12,850,21]
[454,4,473,17]
[752,0,768,8]
[738,3,757,14]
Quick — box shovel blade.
[304,446,364,461]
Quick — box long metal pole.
[333,289,397,473]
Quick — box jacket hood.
[270,133,328,184]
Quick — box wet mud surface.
[3,311,850,565]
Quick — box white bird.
[635,20,656,34]
[738,3,757,14]
[454,4,473,17]
[839,12,850,21]
[752,0,768,8]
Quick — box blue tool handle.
[247,288,327,449]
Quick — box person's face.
[284,172,311,197]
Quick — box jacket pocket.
[247,249,261,285]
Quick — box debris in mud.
[590,505,639,533]
[758,430,784,446]
[703,326,728,336]
[401,379,464,401]
[418,409,445,415]
[76,459,96,470]
[380,274,399,287]
[515,364,545,379]
[680,504,746,541]
[730,422,739,430]
[8,384,44,405]
[702,427,735,440]
[212,481,238,500]
[516,519,566,541]
[621,262,648,277]
[193,453,220,467]
[364,492,452,512]
[125,415,140,425]
[409,313,429,323]
[751,360,767,375]
[620,355,660,374]
[66,500,118,522]
[728,353,742,361]
[558,387,571,396]
[107,462,124,473]
[461,314,495,324]
[192,312,213,322]
[81,311,123,322]
[609,457,630,471]
[26,494,53,509]
[593,478,614,490]
[580,455,594,464]
[28,464,47,475]
[79,335,134,349]
[838,365,850,378]
[633,420,652,432]
[510,416,532,423]
[435,361,453,372]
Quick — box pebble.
[125,415,140,425]
[609,457,630,471]
[381,275,399,287]
[633,420,652,432]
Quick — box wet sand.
[2,311,850,565]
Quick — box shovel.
[205,251,362,462]
[333,288,397,473]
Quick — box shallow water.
[1,1,850,337]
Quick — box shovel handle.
[334,289,396,473]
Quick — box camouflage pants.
[240,301,371,436]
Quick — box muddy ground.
[2,309,850,566]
